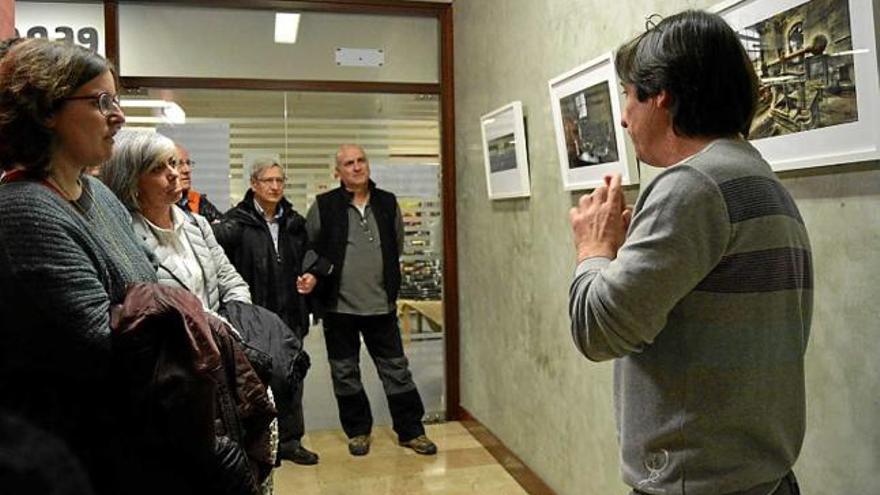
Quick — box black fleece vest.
[315,184,401,310]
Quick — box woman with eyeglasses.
[100,129,252,317]
[0,39,158,493]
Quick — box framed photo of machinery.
[549,52,634,191]
[712,0,880,171]
[480,101,531,199]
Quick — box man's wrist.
[576,245,616,263]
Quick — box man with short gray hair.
[214,158,320,465]
[174,143,222,223]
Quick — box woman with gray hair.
[104,130,285,494]
[101,129,251,313]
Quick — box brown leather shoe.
[348,435,371,456]
[399,434,437,455]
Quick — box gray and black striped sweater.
[570,139,812,495]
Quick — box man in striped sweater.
[568,10,812,495]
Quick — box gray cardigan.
[0,176,157,346]
[133,206,251,312]
[569,139,812,494]
[0,175,157,449]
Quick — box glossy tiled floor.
[272,422,529,495]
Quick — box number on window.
[78,28,99,52]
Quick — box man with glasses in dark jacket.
[214,157,321,465]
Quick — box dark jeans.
[631,471,800,495]
[322,311,426,442]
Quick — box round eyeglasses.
[62,91,122,117]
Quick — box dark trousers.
[273,377,305,447]
[631,471,800,495]
[322,311,426,442]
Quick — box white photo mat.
[549,52,634,191]
[711,0,880,171]
[479,101,531,199]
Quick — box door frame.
[104,0,461,420]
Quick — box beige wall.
[119,5,438,82]
[453,0,880,494]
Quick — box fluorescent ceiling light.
[275,13,301,44]
[119,98,186,124]
[162,103,186,124]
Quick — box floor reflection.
[273,423,529,495]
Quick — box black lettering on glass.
[78,27,99,52]
[26,26,49,38]
[55,26,74,44]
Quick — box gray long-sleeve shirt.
[306,198,404,315]
[569,139,812,495]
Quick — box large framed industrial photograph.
[480,101,531,199]
[712,0,880,171]
[549,52,634,191]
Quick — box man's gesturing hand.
[569,173,628,263]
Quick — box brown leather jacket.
[111,283,275,494]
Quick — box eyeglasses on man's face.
[257,176,285,186]
[63,91,122,117]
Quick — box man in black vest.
[306,144,436,457]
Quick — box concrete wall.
[453,0,880,493]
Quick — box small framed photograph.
[549,52,634,191]
[712,0,880,171]
[480,101,531,199]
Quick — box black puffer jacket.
[213,190,310,335]
[221,300,311,397]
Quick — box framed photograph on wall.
[712,0,880,171]
[549,52,634,191]
[480,101,531,199]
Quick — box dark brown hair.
[615,10,758,138]
[0,38,115,176]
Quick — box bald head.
[335,144,370,192]
[335,144,367,167]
